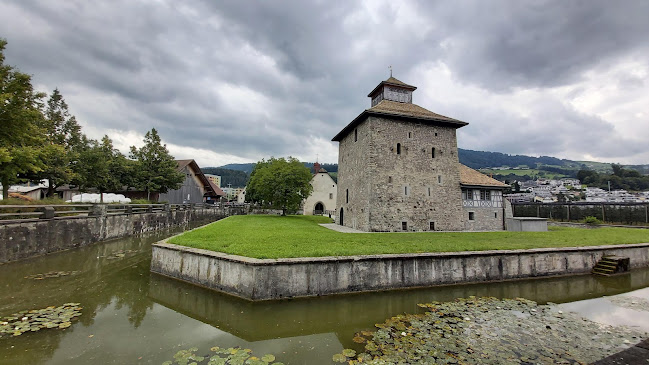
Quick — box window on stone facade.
[404,186,409,196]
[494,212,498,218]
[396,143,401,155]
[408,132,412,139]
[438,175,442,184]
[427,187,431,196]
[432,147,435,158]
[480,190,491,200]
[429,222,435,231]
[346,189,349,203]
[469,212,475,221]
[354,129,358,142]
[402,221,408,231]
[329,193,333,199]
[466,190,473,200]
[435,132,438,136]
[388,176,392,183]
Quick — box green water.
[2,226,649,364]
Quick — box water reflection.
[1,225,649,364]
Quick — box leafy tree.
[246,156,313,216]
[0,39,46,199]
[36,88,84,196]
[129,128,184,201]
[72,136,127,202]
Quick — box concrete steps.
[592,256,630,276]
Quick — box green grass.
[167,215,649,259]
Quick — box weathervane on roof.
[388,65,392,77]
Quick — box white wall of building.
[303,172,337,215]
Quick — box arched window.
[396,143,401,155]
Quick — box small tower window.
[432,147,436,159]
[429,222,435,231]
[469,212,475,221]
[408,131,412,139]
[402,221,408,231]
[346,189,349,203]
[404,186,409,196]
[388,176,392,183]
[438,175,442,184]
[354,129,358,142]
[329,193,333,199]
[427,187,431,196]
[396,143,401,155]
[435,132,438,136]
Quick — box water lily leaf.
[260,354,275,362]
[332,353,347,363]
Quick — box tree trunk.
[100,189,104,203]
[147,190,150,201]
[1,178,8,200]
[282,208,286,216]
[47,180,55,198]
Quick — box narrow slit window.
[494,212,498,218]
[432,147,435,158]
[408,132,412,138]
[438,175,442,184]
[388,176,392,183]
[396,143,401,155]
[427,187,431,196]
[346,189,349,203]
[354,129,358,142]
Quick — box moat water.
[2,225,649,364]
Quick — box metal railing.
[0,202,223,223]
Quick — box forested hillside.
[201,167,249,188]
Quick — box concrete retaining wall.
[0,207,227,263]
[150,241,649,301]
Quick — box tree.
[36,89,84,196]
[72,136,126,202]
[0,39,46,199]
[129,128,184,201]
[246,157,313,216]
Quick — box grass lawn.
[167,215,649,259]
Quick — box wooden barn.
[158,160,225,204]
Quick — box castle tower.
[332,77,468,232]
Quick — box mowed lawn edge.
[167,215,649,259]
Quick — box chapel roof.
[459,164,509,189]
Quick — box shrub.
[584,216,602,225]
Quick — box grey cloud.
[1,0,647,165]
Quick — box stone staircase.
[592,255,630,276]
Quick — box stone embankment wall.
[0,205,235,263]
[151,241,649,301]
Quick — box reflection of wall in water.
[148,269,649,344]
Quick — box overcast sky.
[1,0,648,167]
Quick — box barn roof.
[175,159,225,197]
[459,164,509,189]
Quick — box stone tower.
[332,77,468,232]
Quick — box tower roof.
[367,76,417,97]
[332,100,467,141]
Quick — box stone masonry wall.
[336,118,371,230]
[463,207,505,231]
[0,207,227,263]
[368,117,464,231]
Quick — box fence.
[0,203,220,223]
[511,202,649,225]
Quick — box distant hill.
[212,149,648,186]
[201,167,249,188]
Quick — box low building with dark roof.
[332,76,509,232]
[158,159,225,204]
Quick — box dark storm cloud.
[1,0,647,164]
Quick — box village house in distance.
[332,76,508,232]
